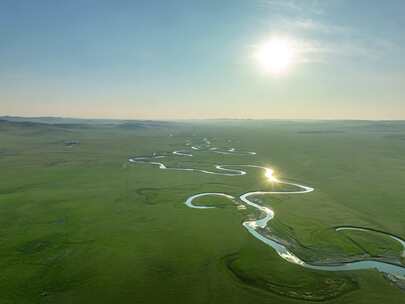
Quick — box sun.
[253,37,296,75]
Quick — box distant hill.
[0,116,180,130]
[0,116,123,125]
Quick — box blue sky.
[1,0,404,119]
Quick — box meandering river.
[129,139,405,285]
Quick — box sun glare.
[265,168,279,183]
[253,37,296,75]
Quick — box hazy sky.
[1,0,404,119]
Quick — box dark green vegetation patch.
[223,252,359,301]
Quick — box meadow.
[0,118,404,303]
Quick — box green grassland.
[0,119,404,303]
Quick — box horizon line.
[1,114,405,123]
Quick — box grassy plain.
[0,118,404,303]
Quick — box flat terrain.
[0,118,404,303]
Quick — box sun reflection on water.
[265,168,279,183]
